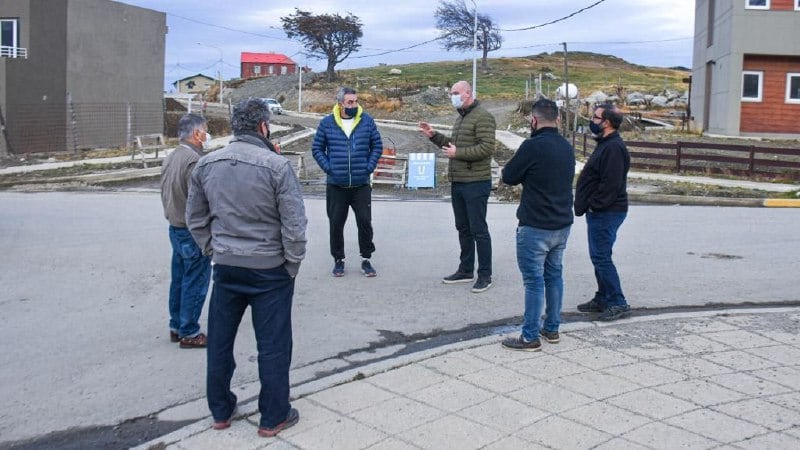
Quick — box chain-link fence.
[3,101,163,155]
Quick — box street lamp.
[470,0,478,98]
[197,42,224,105]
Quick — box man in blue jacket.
[500,99,575,351]
[312,87,384,277]
[574,103,631,321]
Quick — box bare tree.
[434,0,502,71]
[281,9,363,82]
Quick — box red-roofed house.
[241,52,297,79]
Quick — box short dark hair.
[596,103,623,130]
[231,98,271,134]
[336,86,357,103]
[531,98,558,122]
[177,113,207,141]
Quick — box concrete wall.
[66,0,166,149]
[0,0,36,156]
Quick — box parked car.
[262,98,283,115]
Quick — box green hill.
[327,52,690,99]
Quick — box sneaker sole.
[362,271,377,277]
[471,283,492,293]
[501,343,542,352]
[597,311,631,321]
[540,335,560,344]
[332,272,344,277]
[442,278,474,284]
[258,411,299,437]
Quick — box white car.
[263,98,283,115]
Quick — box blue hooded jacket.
[311,104,384,186]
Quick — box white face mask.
[202,132,212,148]
[451,94,464,109]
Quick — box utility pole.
[470,0,478,97]
[562,42,569,135]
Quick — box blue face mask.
[343,106,359,117]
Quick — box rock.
[389,68,402,75]
[651,95,669,107]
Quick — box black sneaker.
[539,330,560,344]
[442,272,474,284]
[361,259,377,277]
[501,335,542,352]
[471,277,492,293]
[577,298,604,313]
[332,259,345,277]
[597,304,631,321]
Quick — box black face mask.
[343,106,359,117]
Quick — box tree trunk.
[326,59,337,82]
[481,48,490,72]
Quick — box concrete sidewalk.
[136,307,800,450]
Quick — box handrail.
[0,46,28,59]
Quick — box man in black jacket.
[574,103,631,321]
[500,99,575,351]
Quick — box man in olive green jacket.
[419,80,496,293]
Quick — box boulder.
[651,95,669,107]
[388,68,402,75]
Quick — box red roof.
[241,52,295,64]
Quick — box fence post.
[582,133,587,158]
[67,92,79,153]
[748,145,755,177]
[676,141,682,173]
[126,103,132,150]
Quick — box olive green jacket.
[429,100,496,183]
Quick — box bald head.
[450,80,474,109]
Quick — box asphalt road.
[1,191,799,446]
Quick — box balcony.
[0,46,28,59]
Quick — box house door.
[703,61,713,132]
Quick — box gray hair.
[231,98,272,134]
[335,86,357,103]
[177,113,207,141]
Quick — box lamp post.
[197,42,223,105]
[470,0,478,98]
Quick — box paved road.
[0,192,798,444]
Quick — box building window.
[253,65,261,75]
[1,18,19,56]
[745,0,769,9]
[268,65,274,75]
[742,71,763,102]
[786,73,800,103]
[281,65,288,75]
[796,0,800,10]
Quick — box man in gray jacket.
[187,98,307,438]
[160,113,211,348]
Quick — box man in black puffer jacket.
[574,103,631,322]
[312,87,384,278]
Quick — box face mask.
[343,106,359,117]
[451,94,464,109]
[589,120,603,136]
[200,132,212,148]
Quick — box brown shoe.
[212,407,237,430]
[180,333,207,348]
[170,331,180,343]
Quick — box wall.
[740,55,800,134]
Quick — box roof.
[241,52,295,64]
[172,73,215,86]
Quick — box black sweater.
[501,127,575,230]
[574,131,630,216]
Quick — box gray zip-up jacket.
[186,134,307,276]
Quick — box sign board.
[407,153,436,188]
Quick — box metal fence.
[4,101,163,155]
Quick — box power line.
[503,36,692,51]
[167,12,293,43]
[499,0,607,32]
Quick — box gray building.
[691,0,800,137]
[0,0,166,156]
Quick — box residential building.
[172,74,216,94]
[691,0,800,137]
[0,0,166,156]
[240,52,296,79]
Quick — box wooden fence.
[571,133,800,180]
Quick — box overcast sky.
[117,0,695,89]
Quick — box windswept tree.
[434,0,502,71]
[281,9,363,82]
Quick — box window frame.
[795,0,800,11]
[1,18,19,49]
[741,70,764,102]
[786,73,800,104]
[745,0,769,9]
[253,65,261,75]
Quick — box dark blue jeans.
[451,180,492,279]
[168,226,211,338]
[206,264,295,429]
[326,184,375,260]
[586,211,627,308]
